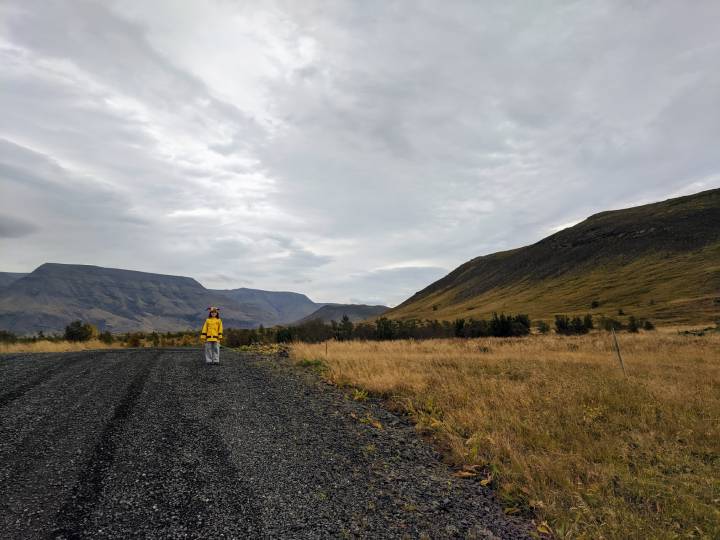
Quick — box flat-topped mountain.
[387,188,720,325]
[0,272,28,288]
[0,264,320,334]
[295,304,389,324]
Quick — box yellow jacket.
[201,318,223,342]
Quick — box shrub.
[0,330,17,343]
[554,315,571,335]
[64,320,94,342]
[127,333,143,347]
[536,321,550,334]
[643,319,655,331]
[583,313,594,330]
[275,326,293,343]
[628,316,640,333]
[375,317,395,340]
[590,300,600,309]
[600,317,623,331]
[453,318,466,337]
[572,316,589,334]
[555,315,590,335]
[338,315,354,341]
[99,331,113,344]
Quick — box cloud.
[1,1,719,304]
[0,215,38,238]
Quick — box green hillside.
[386,189,720,325]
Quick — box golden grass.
[291,333,720,539]
[0,339,123,354]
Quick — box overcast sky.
[1,1,718,305]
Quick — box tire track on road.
[52,351,160,539]
[0,352,129,489]
[0,354,90,408]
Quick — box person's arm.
[218,319,223,342]
[201,319,208,342]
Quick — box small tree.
[554,315,571,335]
[571,316,589,334]
[339,314,354,341]
[99,331,113,344]
[0,330,17,343]
[375,317,395,340]
[600,317,623,332]
[453,318,466,337]
[583,314,594,330]
[64,320,93,342]
[536,321,550,334]
[627,316,639,333]
[275,326,293,343]
[127,333,143,347]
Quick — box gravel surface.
[0,348,531,539]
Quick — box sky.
[1,1,719,306]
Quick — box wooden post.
[325,341,328,359]
[611,327,627,377]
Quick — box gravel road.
[0,349,531,539]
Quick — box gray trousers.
[204,341,220,364]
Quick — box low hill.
[386,188,720,325]
[0,263,275,334]
[212,287,322,326]
[295,304,389,324]
[0,272,28,288]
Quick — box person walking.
[201,306,223,364]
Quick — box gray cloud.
[0,215,38,238]
[1,1,719,305]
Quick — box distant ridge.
[295,304,388,324]
[386,189,720,325]
[0,263,320,334]
[211,287,323,326]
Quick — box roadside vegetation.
[3,313,719,537]
[0,322,199,353]
[291,331,720,539]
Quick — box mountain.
[212,288,323,326]
[0,272,28,288]
[295,304,389,324]
[387,188,720,325]
[0,263,281,334]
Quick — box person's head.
[208,306,220,318]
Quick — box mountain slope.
[295,304,389,324]
[212,287,322,326]
[0,263,270,334]
[387,188,720,325]
[0,272,28,288]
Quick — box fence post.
[611,327,627,377]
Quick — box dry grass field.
[0,339,124,354]
[291,332,720,539]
